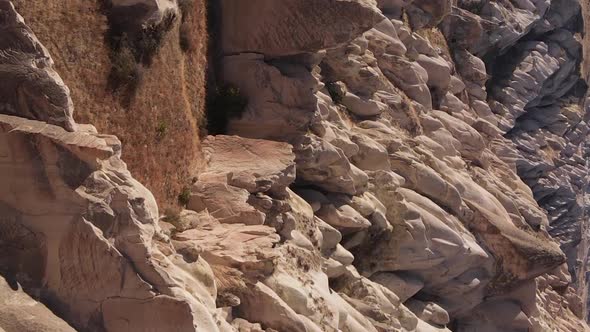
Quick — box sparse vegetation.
[155,121,168,140]
[416,27,451,58]
[178,186,192,206]
[109,39,143,91]
[206,85,248,134]
[211,265,248,298]
[134,12,176,64]
[162,209,182,227]
[178,0,195,52]
[15,0,209,209]
[106,10,177,94]
[401,10,412,30]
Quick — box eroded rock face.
[0,1,75,131]
[199,135,296,198]
[212,0,590,330]
[0,114,226,332]
[3,0,590,331]
[0,276,75,332]
[220,0,384,56]
[0,5,226,330]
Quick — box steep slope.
[1,0,590,331]
[11,0,209,208]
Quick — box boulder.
[172,219,280,278]
[220,0,384,56]
[199,135,296,198]
[188,182,266,225]
[0,276,75,332]
[237,282,307,332]
[0,115,220,331]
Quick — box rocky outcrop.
[0,1,75,131]
[220,0,384,56]
[2,0,590,331]
[0,4,227,330]
[0,276,75,332]
[0,114,227,331]
[212,0,590,330]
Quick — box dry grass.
[416,27,452,59]
[13,0,209,210]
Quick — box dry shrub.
[416,27,451,58]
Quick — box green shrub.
[155,121,168,140]
[206,85,248,134]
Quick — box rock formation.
[1,0,590,331]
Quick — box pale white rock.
[188,182,266,225]
[0,115,222,331]
[317,217,343,253]
[366,19,407,56]
[171,219,279,278]
[324,257,348,278]
[317,203,372,230]
[331,244,355,265]
[199,135,296,198]
[0,276,75,332]
[448,75,466,94]
[440,93,467,114]
[238,282,307,332]
[370,272,424,302]
[294,188,328,213]
[406,0,452,29]
[350,134,391,171]
[8,0,589,330]
[379,55,432,110]
[295,134,369,195]
[406,299,450,326]
[416,54,451,91]
[341,92,384,117]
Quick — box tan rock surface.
[0,276,75,332]
[220,0,384,56]
[2,0,590,331]
[0,115,223,331]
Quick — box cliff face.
[1,0,590,332]
[10,0,209,209]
